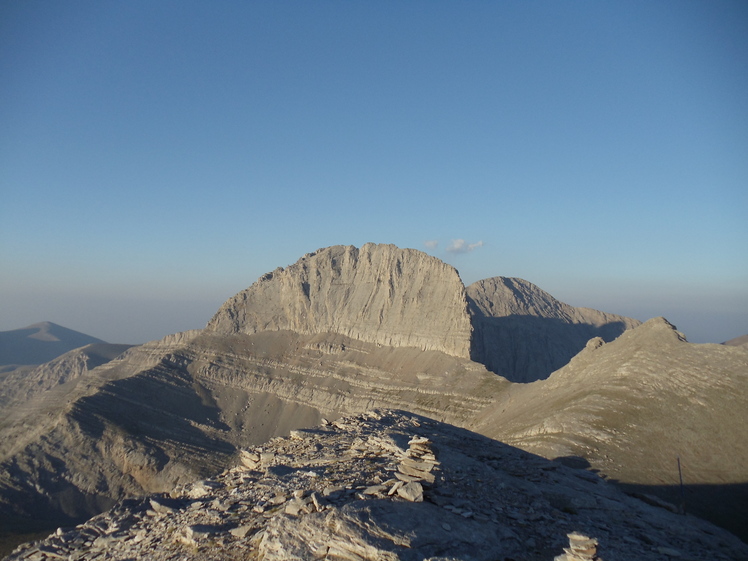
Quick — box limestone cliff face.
[207,244,473,359]
[468,277,641,382]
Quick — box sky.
[1,1,747,345]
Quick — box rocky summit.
[5,411,747,561]
[207,244,475,359]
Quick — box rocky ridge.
[467,277,640,382]
[207,244,640,381]
[724,334,748,347]
[0,328,503,533]
[1,245,745,549]
[5,410,747,561]
[475,317,748,541]
[0,343,132,409]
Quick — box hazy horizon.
[2,2,746,345]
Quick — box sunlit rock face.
[207,243,474,359]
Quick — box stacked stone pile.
[4,410,747,561]
[554,532,601,560]
[381,435,440,503]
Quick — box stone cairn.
[239,431,439,508]
[356,434,440,503]
[390,435,439,502]
[554,532,601,561]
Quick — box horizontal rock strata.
[0,330,503,533]
[206,244,641,381]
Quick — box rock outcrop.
[206,244,640,382]
[0,328,503,541]
[5,411,747,561]
[468,277,641,382]
[207,244,473,359]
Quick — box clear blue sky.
[2,1,746,344]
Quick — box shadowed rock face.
[0,322,106,368]
[0,328,503,540]
[474,317,748,541]
[207,244,473,359]
[467,277,641,382]
[13,245,748,551]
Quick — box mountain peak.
[206,243,641,382]
[207,243,473,358]
[24,321,66,342]
[0,322,106,367]
[630,316,688,343]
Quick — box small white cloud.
[446,239,484,254]
[424,240,439,249]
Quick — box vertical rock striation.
[207,244,473,359]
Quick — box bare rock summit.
[207,244,473,359]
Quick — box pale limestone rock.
[5,410,748,561]
[396,481,423,502]
[206,244,473,358]
[2,245,744,550]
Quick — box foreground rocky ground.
[5,410,747,561]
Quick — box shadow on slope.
[0,323,107,367]
[0,343,133,409]
[554,455,748,544]
[3,409,748,559]
[469,314,629,382]
[0,355,237,536]
[68,359,234,449]
[613,481,748,545]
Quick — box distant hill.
[724,334,748,346]
[0,322,106,368]
[0,343,133,409]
